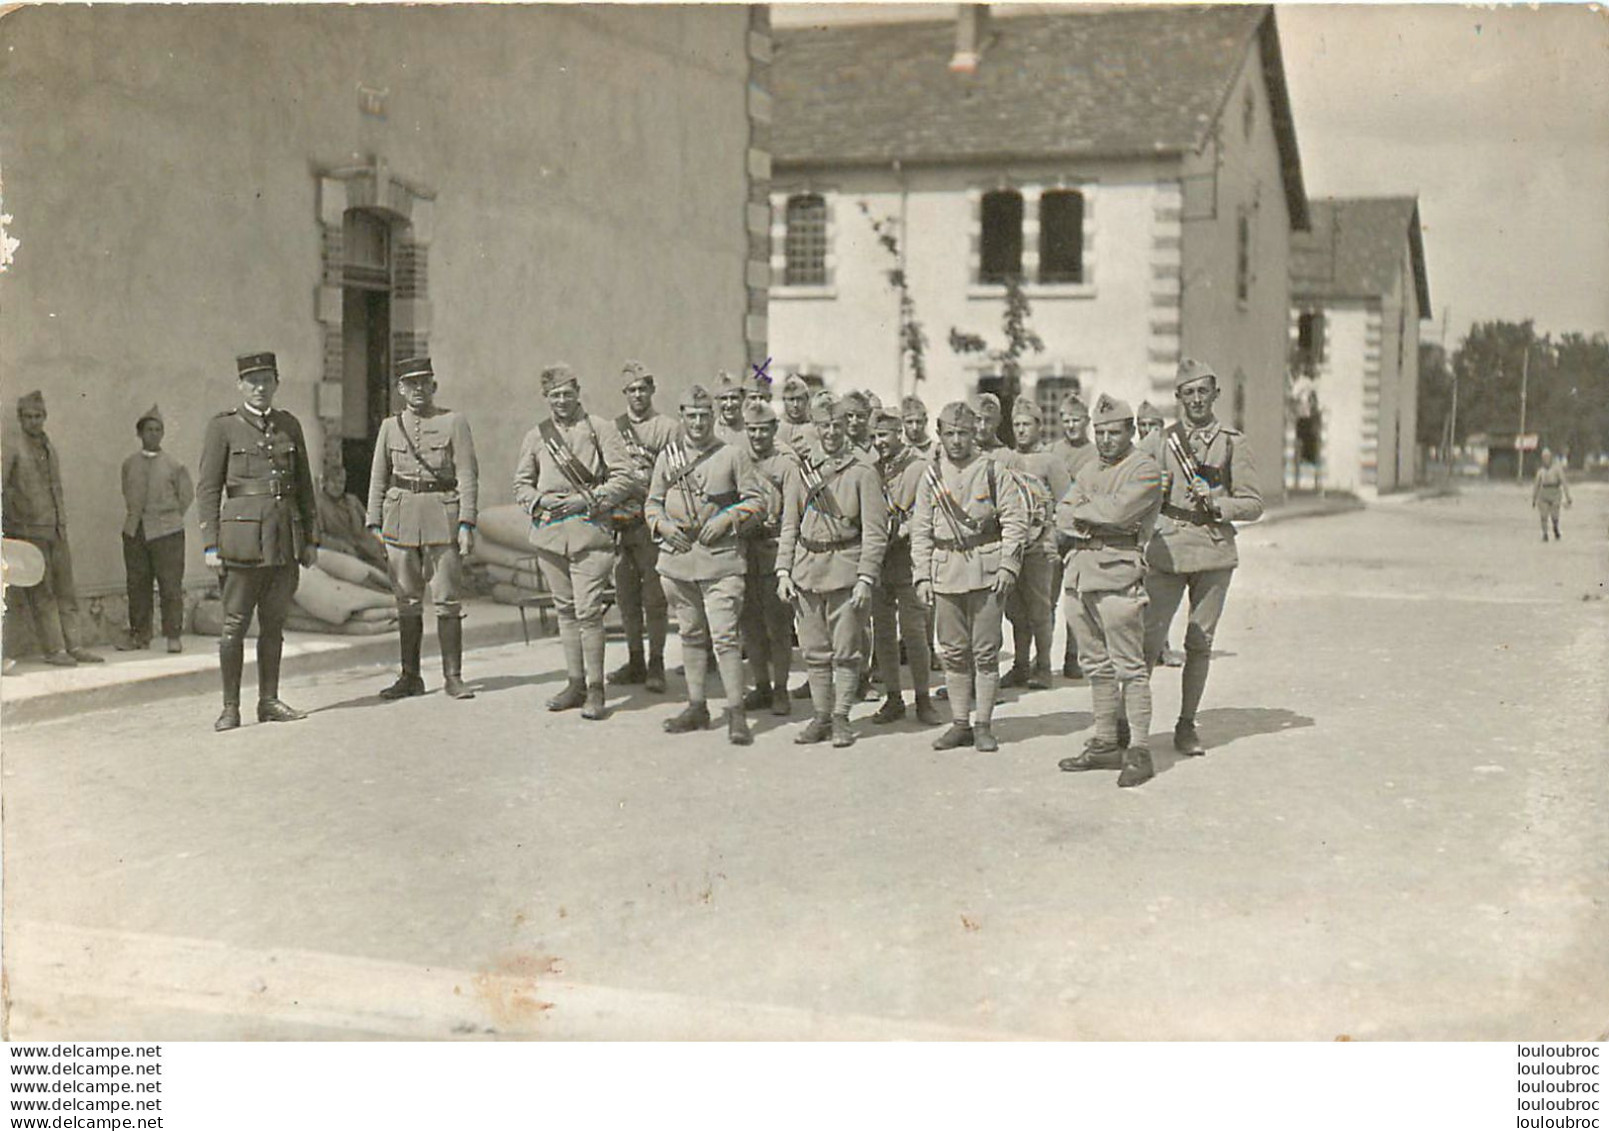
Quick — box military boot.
[580,684,608,721]
[742,683,774,711]
[381,616,427,700]
[973,723,999,753]
[609,653,647,686]
[727,708,754,747]
[830,714,856,748]
[870,696,906,725]
[439,617,475,700]
[256,637,306,722]
[1117,745,1155,788]
[1000,664,1030,689]
[932,722,975,751]
[1173,719,1206,757]
[664,702,711,734]
[1059,737,1123,772]
[1116,715,1132,749]
[1026,660,1052,691]
[913,694,942,726]
[547,680,587,711]
[1062,643,1083,680]
[794,715,833,745]
[216,637,245,732]
[644,654,667,694]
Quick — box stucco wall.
[1178,33,1294,505]
[768,157,1179,415]
[0,4,754,592]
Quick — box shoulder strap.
[663,440,722,488]
[393,413,450,483]
[539,418,604,489]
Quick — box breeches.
[386,542,464,618]
[1143,567,1233,665]
[534,545,615,627]
[796,586,867,670]
[934,589,1004,672]
[1074,585,1149,683]
[1004,549,1055,628]
[665,574,745,657]
[221,564,299,642]
[614,522,667,637]
[872,579,929,666]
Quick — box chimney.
[949,4,989,74]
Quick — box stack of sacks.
[468,503,546,606]
[288,554,398,634]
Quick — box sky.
[772,3,1609,345]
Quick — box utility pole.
[1441,306,1456,483]
[1515,343,1529,484]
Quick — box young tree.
[858,203,928,387]
[948,274,1045,437]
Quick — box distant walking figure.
[1531,448,1572,542]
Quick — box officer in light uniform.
[1143,358,1264,757]
[870,409,939,726]
[1000,398,1072,691]
[1055,394,1164,787]
[775,392,888,748]
[714,370,749,447]
[197,352,320,731]
[611,360,680,692]
[737,399,800,717]
[901,395,935,458]
[366,356,479,701]
[512,363,634,721]
[1049,393,1096,678]
[647,385,766,745]
[778,373,816,455]
[911,401,1030,753]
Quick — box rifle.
[543,431,600,518]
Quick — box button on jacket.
[878,447,928,588]
[366,406,479,546]
[196,407,319,567]
[511,413,633,555]
[775,451,888,592]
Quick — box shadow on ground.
[1146,705,1316,776]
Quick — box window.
[1038,190,1084,284]
[1035,375,1082,432]
[979,189,1024,283]
[1235,208,1252,303]
[783,194,828,286]
[1296,310,1325,373]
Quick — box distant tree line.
[1419,320,1609,461]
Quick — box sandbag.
[475,504,537,551]
[350,605,400,623]
[481,562,547,592]
[468,537,536,570]
[491,582,550,606]
[294,566,394,624]
[317,546,390,591]
[286,612,397,636]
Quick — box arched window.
[783,194,828,286]
[979,189,1024,283]
[1038,190,1084,284]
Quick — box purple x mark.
[751,357,773,386]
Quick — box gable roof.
[771,5,1308,227]
[1291,197,1432,314]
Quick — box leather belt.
[934,517,1002,552]
[227,482,288,499]
[799,534,859,554]
[1072,532,1141,551]
[392,473,456,492]
[1162,503,1224,527]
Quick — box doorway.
[339,209,394,495]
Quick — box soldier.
[1136,400,1166,441]
[775,392,888,748]
[973,392,1008,455]
[1049,393,1096,680]
[870,409,940,725]
[196,353,320,730]
[1532,448,1572,542]
[365,356,479,701]
[745,371,775,407]
[911,401,1030,753]
[839,390,880,467]
[778,373,816,455]
[1055,395,1165,787]
[611,360,679,692]
[1000,398,1071,691]
[737,399,800,717]
[316,462,388,571]
[3,390,105,666]
[1144,357,1264,757]
[512,363,634,721]
[902,395,935,458]
[647,385,766,744]
[117,405,194,654]
[714,370,748,447]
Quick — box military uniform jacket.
[512,412,633,555]
[366,406,479,547]
[1003,446,1073,556]
[3,431,67,540]
[1143,420,1262,574]
[121,449,194,541]
[646,439,765,583]
[911,453,1030,596]
[879,447,927,588]
[776,449,888,592]
[1050,438,1097,483]
[740,445,800,574]
[616,411,682,519]
[715,420,749,449]
[1058,446,1164,594]
[779,418,816,456]
[197,406,319,567]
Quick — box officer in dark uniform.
[197,352,320,731]
[365,356,479,701]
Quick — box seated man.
[316,462,387,570]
